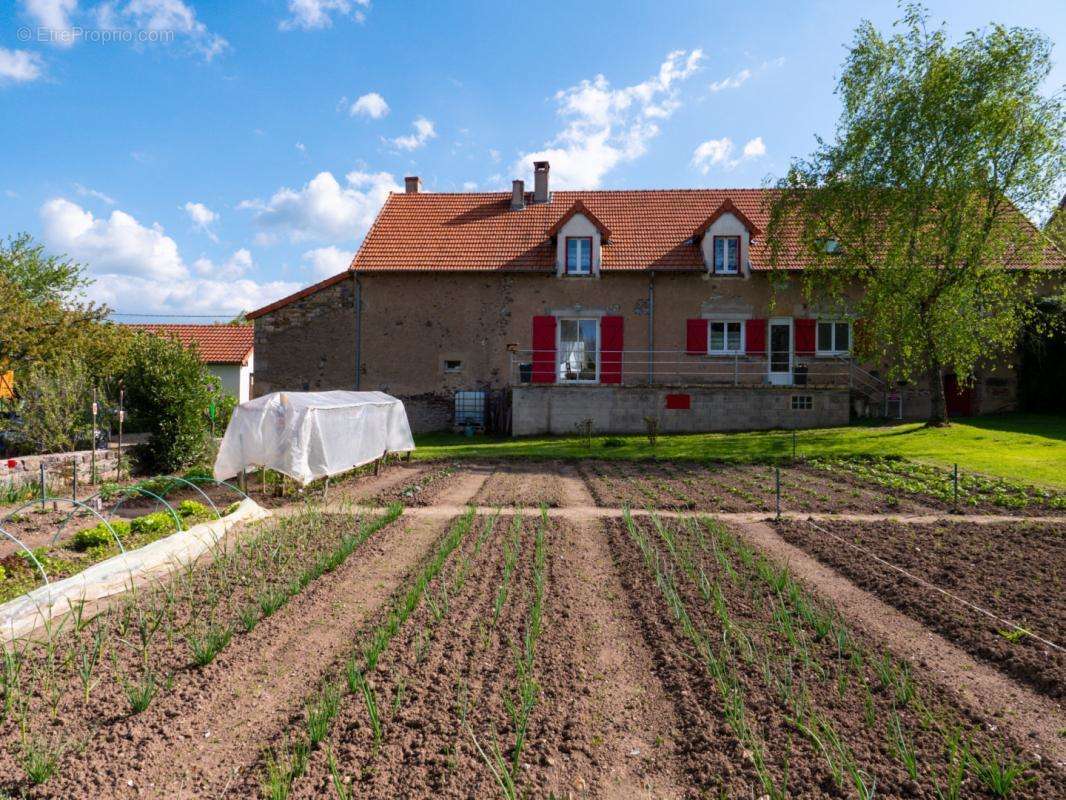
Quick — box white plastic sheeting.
[213,391,415,485]
[0,498,271,642]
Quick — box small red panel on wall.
[665,393,691,410]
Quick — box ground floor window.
[817,320,851,354]
[791,394,813,410]
[559,318,598,381]
[708,320,744,354]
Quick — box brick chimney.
[533,161,550,204]
[404,176,421,194]
[511,179,525,210]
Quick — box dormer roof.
[693,198,763,239]
[545,199,612,240]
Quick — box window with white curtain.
[558,318,598,381]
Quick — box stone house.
[247,162,1057,434]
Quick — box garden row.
[577,458,1066,515]
[0,503,402,795]
[773,517,1066,702]
[606,512,1063,798]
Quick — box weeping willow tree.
[766,4,1065,425]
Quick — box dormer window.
[565,237,592,275]
[713,236,740,274]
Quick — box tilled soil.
[579,460,935,514]
[774,517,1066,702]
[6,511,449,799]
[605,514,1066,798]
[282,512,697,799]
[371,462,473,506]
[471,461,571,508]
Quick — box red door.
[943,374,974,417]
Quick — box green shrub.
[182,466,213,482]
[121,332,230,473]
[71,519,130,551]
[177,499,209,518]
[72,527,113,552]
[601,437,625,448]
[130,511,178,538]
[223,501,241,516]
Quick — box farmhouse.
[247,162,1058,434]
[125,324,255,402]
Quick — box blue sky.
[2,0,1063,320]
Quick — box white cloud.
[183,200,218,241]
[301,245,351,279]
[295,141,306,154]
[513,49,703,188]
[0,48,45,83]
[709,68,752,93]
[385,117,436,151]
[350,91,389,119]
[691,135,767,173]
[92,274,302,316]
[742,136,766,159]
[193,247,252,280]
[40,196,298,315]
[708,58,785,93]
[462,181,478,191]
[95,0,228,60]
[74,183,117,205]
[22,0,77,39]
[41,197,186,280]
[239,170,400,243]
[489,148,500,163]
[691,138,734,173]
[279,0,369,31]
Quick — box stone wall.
[1,447,128,490]
[251,269,1020,432]
[512,385,850,436]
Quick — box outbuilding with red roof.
[126,324,255,403]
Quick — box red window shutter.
[600,316,623,384]
[531,316,556,384]
[746,318,767,355]
[685,319,708,354]
[795,318,816,357]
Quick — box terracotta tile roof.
[247,187,1063,319]
[125,324,254,365]
[351,189,785,273]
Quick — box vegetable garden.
[0,456,1060,798]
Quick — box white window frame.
[816,319,852,355]
[564,236,592,276]
[556,317,600,383]
[706,319,746,355]
[712,235,740,275]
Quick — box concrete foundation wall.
[512,386,850,436]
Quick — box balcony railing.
[508,349,886,394]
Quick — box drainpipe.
[647,271,655,384]
[353,271,362,390]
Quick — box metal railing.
[508,349,888,394]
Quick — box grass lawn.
[413,412,1066,489]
